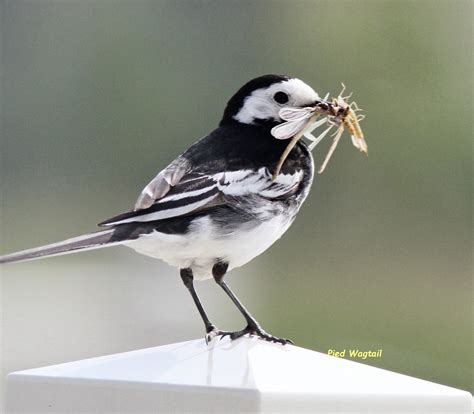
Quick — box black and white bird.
[0,74,322,344]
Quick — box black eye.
[273,91,289,104]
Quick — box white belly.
[124,214,293,280]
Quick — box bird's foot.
[205,325,234,344]
[241,324,294,345]
[208,323,293,345]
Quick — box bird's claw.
[250,327,293,345]
[205,326,233,344]
[206,324,293,345]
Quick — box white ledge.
[6,337,472,413]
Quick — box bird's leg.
[180,268,214,332]
[212,262,293,345]
[180,268,230,343]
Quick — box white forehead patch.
[234,78,319,125]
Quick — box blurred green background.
[1,0,472,402]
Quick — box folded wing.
[99,165,303,227]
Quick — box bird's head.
[220,74,319,129]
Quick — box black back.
[184,122,310,177]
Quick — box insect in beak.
[271,84,367,178]
[271,110,320,180]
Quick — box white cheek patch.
[233,78,319,125]
[234,94,279,124]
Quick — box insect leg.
[318,125,345,174]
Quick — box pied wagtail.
[1,74,324,344]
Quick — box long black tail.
[0,229,121,264]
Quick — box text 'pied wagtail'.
[1,75,367,344]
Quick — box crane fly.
[271,83,367,178]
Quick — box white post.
[5,337,472,413]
